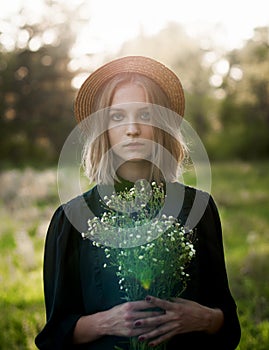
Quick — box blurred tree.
[0,0,83,167]
[119,23,269,160]
[118,23,218,139]
[210,26,269,159]
[1,7,268,166]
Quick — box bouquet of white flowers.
[82,181,196,350]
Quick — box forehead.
[111,83,147,106]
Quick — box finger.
[145,295,172,310]
[134,313,168,328]
[148,329,178,347]
[138,321,177,342]
[119,300,155,315]
[170,297,186,303]
[131,326,158,338]
[133,310,164,323]
[129,300,159,311]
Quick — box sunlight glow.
[65,0,269,61]
[0,0,268,58]
[212,59,230,76]
[29,37,42,52]
[210,75,223,88]
[71,73,89,89]
[230,67,243,81]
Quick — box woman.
[35,56,241,349]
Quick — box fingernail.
[139,336,145,342]
[134,321,141,327]
[149,343,154,347]
[145,296,152,302]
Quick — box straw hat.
[74,55,185,122]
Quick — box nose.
[126,122,141,136]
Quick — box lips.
[123,142,144,147]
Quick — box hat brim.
[74,56,185,122]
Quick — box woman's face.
[108,83,154,163]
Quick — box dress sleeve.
[35,205,84,349]
[198,194,241,349]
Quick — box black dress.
[35,181,241,349]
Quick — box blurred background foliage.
[0,2,268,167]
[0,0,78,167]
[0,0,269,349]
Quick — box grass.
[0,162,268,349]
[211,162,269,349]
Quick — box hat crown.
[74,56,185,122]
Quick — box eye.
[110,112,125,122]
[139,110,151,121]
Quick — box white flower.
[83,184,196,306]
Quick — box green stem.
[129,337,167,350]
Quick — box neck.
[116,160,152,183]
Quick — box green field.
[0,162,268,349]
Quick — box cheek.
[108,127,120,147]
[143,126,154,140]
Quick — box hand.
[102,300,164,338]
[134,296,224,347]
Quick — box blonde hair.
[81,73,188,184]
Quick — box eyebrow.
[108,107,124,112]
[108,106,150,112]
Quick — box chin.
[126,157,152,163]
